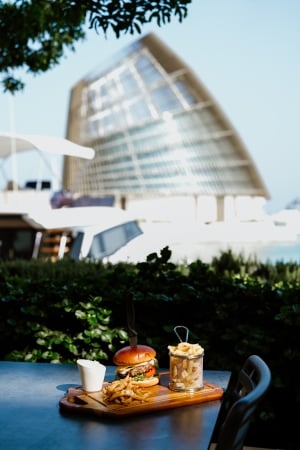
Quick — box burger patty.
[129,362,154,377]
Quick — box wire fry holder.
[169,325,204,392]
[174,325,189,343]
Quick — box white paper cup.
[77,359,106,392]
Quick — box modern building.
[64,33,269,223]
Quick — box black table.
[0,361,230,450]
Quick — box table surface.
[0,361,230,450]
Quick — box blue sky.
[0,0,299,213]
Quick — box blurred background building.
[64,33,269,224]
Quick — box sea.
[168,239,300,265]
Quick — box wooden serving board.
[59,375,224,419]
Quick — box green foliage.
[0,0,192,93]
[0,248,299,448]
[85,0,191,37]
[0,259,130,362]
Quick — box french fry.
[168,342,204,356]
[102,376,151,405]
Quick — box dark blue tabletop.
[0,361,230,450]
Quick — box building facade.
[64,33,269,223]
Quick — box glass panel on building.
[135,54,163,84]
[151,85,182,113]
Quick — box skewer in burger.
[113,344,159,387]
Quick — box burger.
[113,344,159,387]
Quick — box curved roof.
[0,132,94,159]
[64,33,269,199]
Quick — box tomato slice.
[145,366,156,378]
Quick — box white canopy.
[0,132,95,159]
[23,206,134,230]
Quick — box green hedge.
[0,248,299,449]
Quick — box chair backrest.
[210,354,271,450]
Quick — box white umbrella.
[0,132,95,159]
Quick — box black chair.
[209,354,271,450]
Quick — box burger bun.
[132,377,159,388]
[113,344,156,366]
